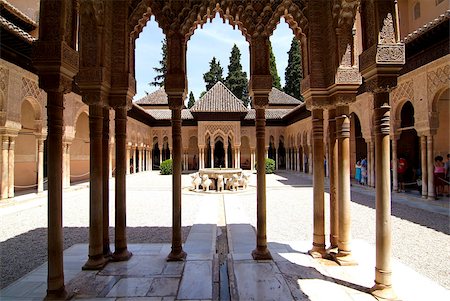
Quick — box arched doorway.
[278,136,286,169]
[206,136,211,168]
[71,112,90,183]
[268,136,276,164]
[241,136,251,169]
[350,113,367,178]
[188,136,198,170]
[15,99,38,191]
[162,137,170,161]
[214,139,225,168]
[397,101,420,190]
[152,137,160,170]
[434,88,449,157]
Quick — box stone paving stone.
[106,278,153,297]
[177,261,212,300]
[146,277,180,297]
[232,260,293,301]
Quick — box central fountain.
[190,168,250,192]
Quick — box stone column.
[159,147,163,167]
[211,145,214,168]
[102,107,111,258]
[63,142,71,188]
[427,135,435,199]
[126,146,130,175]
[169,148,173,160]
[309,108,326,258]
[370,141,375,187]
[167,104,186,261]
[252,107,272,260]
[37,137,45,193]
[83,103,107,270]
[334,107,356,265]
[113,106,132,261]
[309,146,313,174]
[109,142,113,178]
[8,136,15,198]
[225,144,228,168]
[286,149,290,170]
[237,146,241,168]
[1,136,8,199]
[328,109,339,249]
[420,136,428,198]
[46,91,66,297]
[250,149,255,171]
[372,91,395,298]
[367,142,372,186]
[149,149,153,171]
[392,138,398,192]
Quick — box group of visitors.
[434,154,450,198]
[355,158,367,185]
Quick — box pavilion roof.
[268,87,302,105]
[135,88,168,105]
[190,81,248,113]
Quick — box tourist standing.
[397,155,408,192]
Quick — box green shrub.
[255,158,276,174]
[265,158,275,174]
[160,159,172,175]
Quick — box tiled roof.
[0,15,35,43]
[268,87,302,105]
[403,10,450,43]
[135,88,168,105]
[144,109,194,120]
[0,0,38,28]
[245,109,292,120]
[190,81,248,113]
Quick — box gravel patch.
[1,171,449,291]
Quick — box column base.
[251,247,272,260]
[112,248,133,262]
[82,254,108,270]
[330,250,358,266]
[308,244,327,258]
[370,283,398,301]
[45,286,68,300]
[103,246,112,260]
[167,249,187,261]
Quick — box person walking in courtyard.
[360,157,367,185]
[397,155,408,192]
[434,155,446,198]
[355,160,361,183]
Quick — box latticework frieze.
[391,80,413,104]
[0,67,8,95]
[427,64,450,98]
[21,77,44,102]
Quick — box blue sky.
[134,14,294,103]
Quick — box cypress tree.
[225,44,249,107]
[150,38,167,87]
[269,42,281,90]
[203,57,224,91]
[284,38,303,100]
[187,91,195,108]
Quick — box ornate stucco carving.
[379,13,396,44]
[427,64,450,98]
[391,80,413,104]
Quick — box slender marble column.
[8,137,15,198]
[168,107,186,261]
[250,149,255,171]
[309,146,313,174]
[225,145,228,168]
[37,138,45,193]
[211,146,214,168]
[109,143,113,178]
[113,106,132,261]
[46,91,66,297]
[392,139,398,192]
[159,148,163,167]
[370,141,375,187]
[334,108,356,265]
[309,109,326,258]
[252,107,272,260]
[102,107,111,258]
[237,146,241,168]
[149,149,153,171]
[371,91,395,299]
[126,146,130,175]
[367,143,372,186]
[420,136,428,198]
[83,103,107,270]
[328,109,339,249]
[66,144,71,187]
[1,136,8,199]
[427,135,435,199]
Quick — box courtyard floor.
[0,171,449,300]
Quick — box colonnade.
[126,144,152,174]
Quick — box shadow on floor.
[0,226,191,289]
